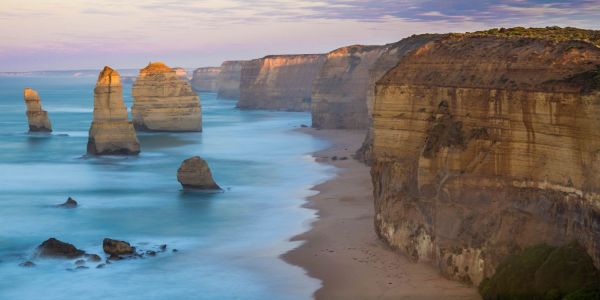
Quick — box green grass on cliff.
[479,242,600,300]
[469,26,600,47]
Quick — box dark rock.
[96,263,106,269]
[300,124,308,128]
[57,197,78,208]
[177,156,221,190]
[75,266,89,270]
[146,250,157,256]
[103,238,134,255]
[172,249,178,253]
[19,261,35,267]
[75,259,86,266]
[331,156,338,160]
[108,254,121,260]
[159,244,167,252]
[85,254,102,262]
[38,238,85,258]
[340,156,348,160]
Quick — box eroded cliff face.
[355,34,445,163]
[237,55,325,111]
[217,60,245,100]
[371,32,600,286]
[311,45,386,129]
[132,62,202,132]
[23,88,52,132]
[87,66,140,155]
[191,67,221,92]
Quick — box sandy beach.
[283,128,481,300]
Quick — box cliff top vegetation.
[466,26,600,47]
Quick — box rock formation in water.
[23,88,52,132]
[311,45,386,129]
[132,62,202,131]
[57,197,78,208]
[38,238,85,258]
[177,156,220,190]
[103,238,134,256]
[370,27,600,286]
[237,54,326,111]
[191,67,221,92]
[87,66,140,155]
[217,61,245,100]
[355,34,446,163]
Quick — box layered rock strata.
[191,67,221,92]
[132,62,202,131]
[87,66,140,155]
[23,88,52,132]
[355,34,446,163]
[311,45,386,129]
[217,60,245,100]
[370,28,600,286]
[237,55,325,111]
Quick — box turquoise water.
[0,76,333,299]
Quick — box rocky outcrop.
[177,156,220,190]
[132,62,202,131]
[57,197,78,208]
[103,238,134,255]
[38,238,85,258]
[311,45,386,129]
[370,28,600,286]
[23,88,52,132]
[355,34,446,163]
[237,54,325,111]
[217,61,245,100]
[191,67,221,92]
[87,66,140,155]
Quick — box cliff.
[370,27,600,286]
[87,66,140,155]
[132,62,202,132]
[356,34,446,163]
[237,54,326,111]
[23,88,52,132]
[217,60,245,100]
[311,45,386,129]
[191,67,220,92]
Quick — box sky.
[1,0,599,71]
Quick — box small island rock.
[57,197,78,208]
[38,238,85,258]
[177,156,221,190]
[23,88,52,132]
[103,238,134,255]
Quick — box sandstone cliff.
[237,55,325,111]
[311,45,386,129]
[217,60,245,100]
[23,88,52,132]
[87,66,140,155]
[191,67,220,92]
[370,28,600,286]
[356,34,446,163]
[132,62,202,132]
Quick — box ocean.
[0,75,334,299]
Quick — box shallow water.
[0,76,334,299]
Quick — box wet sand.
[283,128,481,300]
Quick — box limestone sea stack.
[370,27,600,286]
[191,67,221,92]
[237,54,326,111]
[132,62,202,131]
[87,66,140,155]
[23,88,52,132]
[177,156,220,190]
[217,61,245,100]
[311,45,386,129]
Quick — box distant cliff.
[217,61,245,100]
[237,54,325,111]
[311,45,386,129]
[370,27,600,286]
[191,67,221,92]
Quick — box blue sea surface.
[0,76,334,299]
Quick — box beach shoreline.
[283,128,481,300]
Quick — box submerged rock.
[102,238,134,256]
[177,156,221,190]
[85,254,102,262]
[132,62,202,132]
[57,197,78,208]
[87,66,140,155]
[38,238,85,258]
[19,261,35,267]
[23,88,52,132]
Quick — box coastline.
[283,128,481,300]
